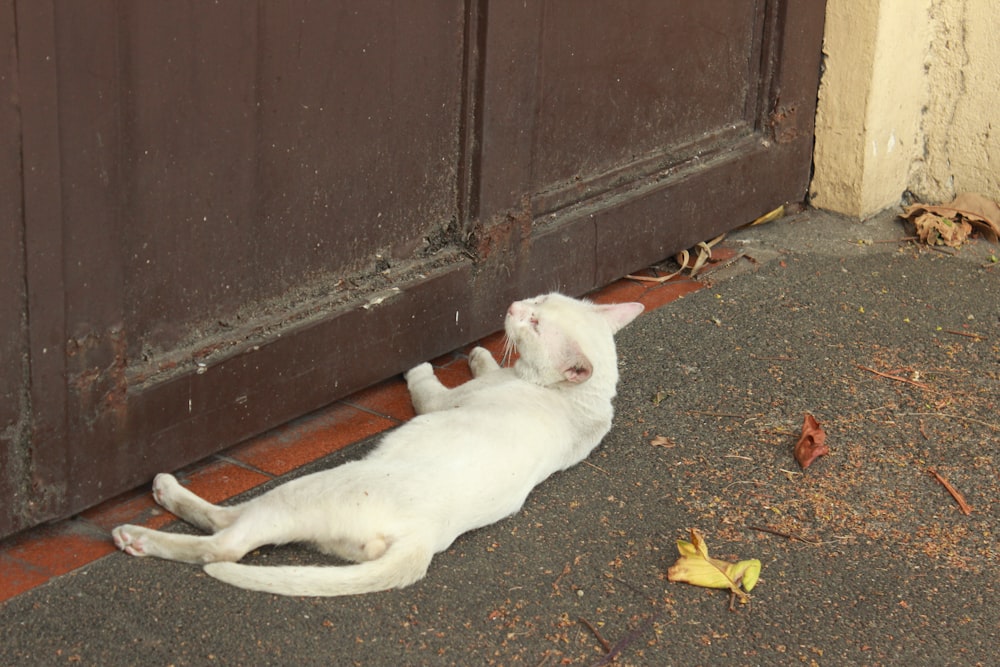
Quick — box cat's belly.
[349,382,612,551]
[368,408,577,535]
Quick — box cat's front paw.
[403,362,434,383]
[468,346,499,377]
[151,473,180,509]
[112,525,150,557]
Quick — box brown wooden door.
[1,0,825,538]
[471,0,823,296]
[1,0,27,537]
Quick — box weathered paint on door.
[0,0,826,538]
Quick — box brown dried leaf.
[949,192,1000,239]
[650,435,676,448]
[902,193,1000,245]
[910,212,972,247]
[794,413,829,469]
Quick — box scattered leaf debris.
[942,329,986,341]
[577,617,611,653]
[627,233,727,283]
[748,524,821,545]
[856,363,931,390]
[927,468,973,515]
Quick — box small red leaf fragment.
[794,413,829,469]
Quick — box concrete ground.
[1,208,996,666]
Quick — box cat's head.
[504,293,643,387]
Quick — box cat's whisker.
[500,335,517,367]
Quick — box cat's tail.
[202,539,434,597]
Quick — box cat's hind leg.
[112,475,275,563]
[113,498,296,565]
[112,520,262,564]
[403,362,450,414]
[152,473,240,532]
[468,346,500,378]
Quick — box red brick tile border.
[0,258,725,604]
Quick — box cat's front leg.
[152,473,239,533]
[403,362,448,414]
[468,346,500,378]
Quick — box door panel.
[115,1,464,361]
[474,0,823,290]
[2,0,826,538]
[1,0,26,533]
[532,0,760,190]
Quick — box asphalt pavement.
[1,208,996,666]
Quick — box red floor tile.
[0,554,50,603]
[429,351,462,367]
[637,279,704,310]
[178,459,273,505]
[345,377,417,422]
[703,244,740,265]
[0,523,116,604]
[226,402,395,476]
[431,361,474,388]
[82,487,176,533]
[590,243,742,312]
[3,524,116,573]
[589,277,650,304]
[590,274,705,312]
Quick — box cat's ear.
[596,302,644,333]
[562,358,593,384]
[560,342,593,383]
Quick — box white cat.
[112,293,643,596]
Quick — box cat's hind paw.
[112,525,150,557]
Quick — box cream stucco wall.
[811,0,1000,219]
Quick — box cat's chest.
[380,387,575,460]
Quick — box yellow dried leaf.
[666,529,761,602]
[744,204,785,228]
